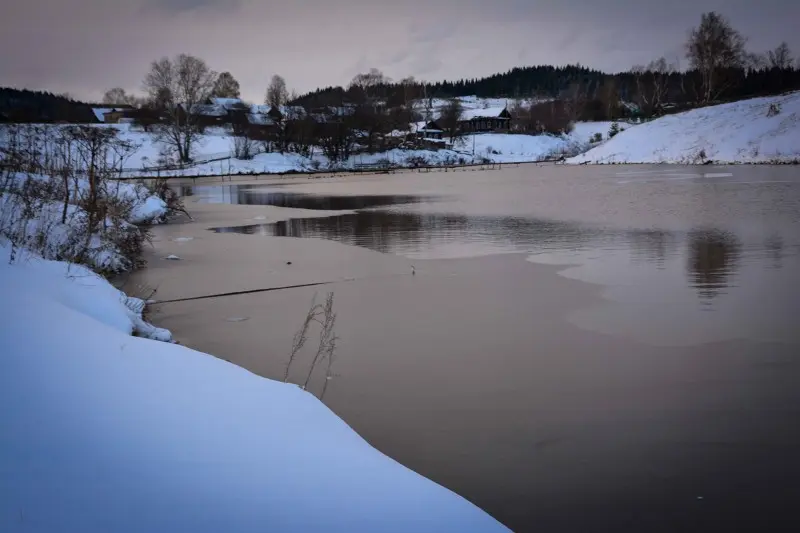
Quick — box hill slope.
[570,92,800,164]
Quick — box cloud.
[141,0,242,13]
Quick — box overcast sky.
[2,0,798,102]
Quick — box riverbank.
[131,168,800,532]
[0,174,508,532]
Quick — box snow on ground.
[2,111,622,179]
[570,92,800,164]
[1,173,167,272]
[116,123,613,176]
[461,127,609,163]
[110,124,234,169]
[0,244,507,533]
[570,121,617,144]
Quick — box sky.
[2,0,798,103]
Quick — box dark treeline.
[296,64,800,122]
[0,88,97,123]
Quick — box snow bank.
[0,246,507,533]
[1,173,167,272]
[570,92,800,164]
[463,132,581,162]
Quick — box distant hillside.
[296,64,800,122]
[570,91,800,164]
[295,65,604,105]
[0,88,97,123]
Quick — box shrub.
[590,132,603,143]
[232,135,256,160]
[608,122,622,138]
[767,103,781,117]
[405,155,430,168]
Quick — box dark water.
[192,167,800,531]
[207,169,800,346]
[178,184,434,210]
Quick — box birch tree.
[685,12,747,103]
[266,75,289,109]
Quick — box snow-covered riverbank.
[0,244,507,532]
[3,122,612,178]
[570,92,800,164]
[0,173,508,532]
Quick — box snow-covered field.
[108,123,605,176]
[465,122,615,163]
[570,92,800,164]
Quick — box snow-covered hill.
[570,92,800,164]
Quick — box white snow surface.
[464,129,607,163]
[0,245,507,533]
[570,92,800,164]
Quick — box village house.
[91,105,135,124]
[456,106,511,133]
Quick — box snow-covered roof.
[184,104,227,117]
[246,113,276,126]
[209,97,247,110]
[91,108,114,122]
[250,104,271,115]
[90,107,133,122]
[280,105,307,118]
[460,106,509,120]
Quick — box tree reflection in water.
[686,229,741,300]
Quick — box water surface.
[167,165,800,532]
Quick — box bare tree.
[562,81,589,121]
[400,76,417,107]
[142,54,216,163]
[350,68,390,101]
[266,74,289,109]
[685,12,747,103]
[211,71,241,98]
[767,42,794,70]
[438,99,463,142]
[632,57,676,116]
[102,87,139,106]
[744,52,767,70]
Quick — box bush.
[0,125,166,274]
[608,122,622,138]
[590,132,603,143]
[232,135,256,160]
[405,155,430,168]
[767,103,781,117]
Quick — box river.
[131,164,800,532]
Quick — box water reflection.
[212,212,605,256]
[686,230,741,300]
[211,208,787,306]
[763,234,785,269]
[177,184,433,210]
[628,230,677,268]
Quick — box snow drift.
[570,92,800,164]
